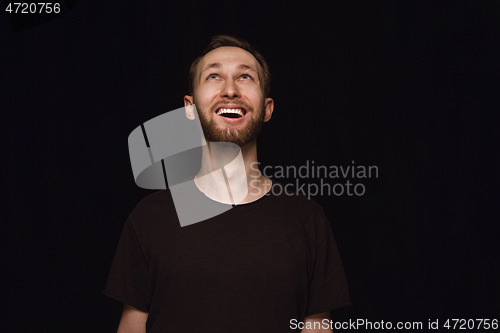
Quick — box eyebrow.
[199,63,260,82]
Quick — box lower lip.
[215,112,248,122]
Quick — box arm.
[301,311,333,333]
[116,303,148,333]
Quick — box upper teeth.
[217,108,244,117]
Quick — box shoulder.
[266,181,334,247]
[269,180,326,215]
[127,189,178,231]
[267,181,330,233]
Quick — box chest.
[149,218,311,295]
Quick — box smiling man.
[103,35,352,333]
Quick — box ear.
[263,97,274,122]
[184,95,195,120]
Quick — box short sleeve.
[102,217,152,312]
[305,205,352,317]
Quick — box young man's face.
[184,46,274,147]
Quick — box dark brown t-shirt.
[103,181,352,332]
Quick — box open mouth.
[215,107,246,119]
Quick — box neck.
[194,138,272,204]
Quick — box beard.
[194,99,266,147]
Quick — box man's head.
[184,35,274,147]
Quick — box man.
[103,35,352,332]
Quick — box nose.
[220,79,240,99]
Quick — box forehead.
[197,46,261,75]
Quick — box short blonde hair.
[188,35,271,98]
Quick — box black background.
[2,0,499,331]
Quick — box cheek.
[195,90,216,107]
[248,92,264,106]
[199,86,221,101]
[240,85,261,100]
